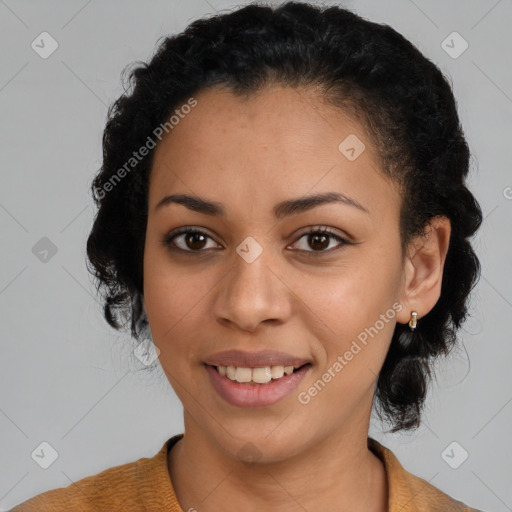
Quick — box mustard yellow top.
[11,433,483,511]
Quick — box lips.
[205,362,311,408]
[203,349,312,368]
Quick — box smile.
[205,363,312,408]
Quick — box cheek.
[143,246,209,354]
[300,252,401,366]
[295,272,399,417]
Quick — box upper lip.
[204,349,312,368]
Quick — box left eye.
[163,226,350,256]
[291,228,348,255]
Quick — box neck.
[168,417,388,511]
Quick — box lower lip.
[205,364,311,408]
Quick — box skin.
[142,84,451,512]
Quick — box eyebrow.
[154,191,370,218]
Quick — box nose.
[213,243,292,333]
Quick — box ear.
[396,216,451,326]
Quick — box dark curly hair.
[86,1,483,433]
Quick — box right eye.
[162,227,220,252]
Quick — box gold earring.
[408,311,418,331]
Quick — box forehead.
[148,85,400,220]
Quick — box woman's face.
[143,84,409,462]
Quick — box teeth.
[235,367,252,383]
[271,365,285,379]
[226,366,236,380]
[252,367,272,383]
[215,364,303,384]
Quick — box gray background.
[1,1,511,511]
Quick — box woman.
[12,1,484,511]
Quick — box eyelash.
[162,226,352,258]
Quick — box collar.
[156,433,473,511]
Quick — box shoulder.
[9,458,142,512]
[9,437,178,512]
[368,438,485,512]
